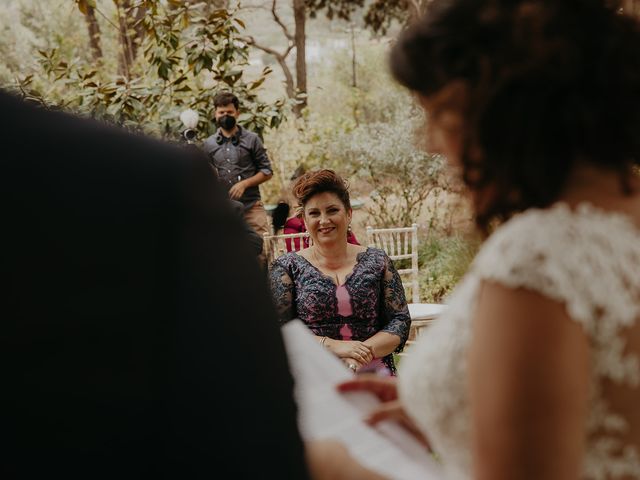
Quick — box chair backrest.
[263,231,312,265]
[365,223,420,303]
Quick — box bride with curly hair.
[335,0,640,478]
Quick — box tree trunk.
[116,0,133,78]
[277,56,296,99]
[83,4,102,61]
[293,0,307,116]
[116,0,147,79]
[130,3,147,61]
[350,23,357,88]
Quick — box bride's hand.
[338,375,431,451]
[364,399,431,451]
[338,374,399,401]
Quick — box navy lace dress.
[269,247,411,374]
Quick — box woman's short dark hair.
[391,0,640,232]
[292,169,352,211]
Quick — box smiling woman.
[268,169,412,376]
[305,191,350,244]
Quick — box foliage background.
[0,0,478,302]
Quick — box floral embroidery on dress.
[269,247,411,374]
[399,202,640,479]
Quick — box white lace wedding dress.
[399,202,640,479]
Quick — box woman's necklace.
[312,247,342,285]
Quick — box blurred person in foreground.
[269,169,411,375]
[183,142,264,256]
[339,0,640,479]
[0,91,383,480]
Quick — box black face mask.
[217,115,236,130]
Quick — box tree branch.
[93,5,122,31]
[244,36,295,98]
[244,36,293,59]
[271,0,294,41]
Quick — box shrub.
[418,234,481,303]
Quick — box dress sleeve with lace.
[399,202,640,479]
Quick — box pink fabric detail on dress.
[336,285,353,317]
[339,323,353,340]
[336,286,391,375]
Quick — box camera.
[182,129,197,143]
[179,109,200,144]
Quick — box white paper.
[282,320,443,480]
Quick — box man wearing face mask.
[203,92,273,266]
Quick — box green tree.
[306,0,437,35]
[243,0,369,117]
[242,0,309,116]
[6,1,289,141]
[310,112,446,228]
[361,0,430,34]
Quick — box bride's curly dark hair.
[391,0,640,232]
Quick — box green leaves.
[18,4,288,142]
[249,77,266,91]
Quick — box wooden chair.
[263,231,312,265]
[366,223,420,303]
[366,224,448,346]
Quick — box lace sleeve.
[471,205,640,382]
[471,205,640,338]
[268,258,296,324]
[380,253,411,351]
[468,204,640,477]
